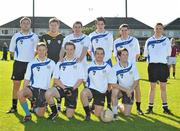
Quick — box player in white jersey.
[113,24,143,115]
[60,21,90,65]
[112,48,139,118]
[81,47,116,121]
[45,42,84,120]
[88,17,114,110]
[7,17,39,113]
[17,42,55,122]
[59,21,90,111]
[144,23,172,115]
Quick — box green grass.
[0,53,180,131]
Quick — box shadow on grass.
[17,111,180,131]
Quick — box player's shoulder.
[114,38,121,43]
[112,63,120,71]
[88,31,96,37]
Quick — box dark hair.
[49,17,60,25]
[117,48,128,56]
[155,23,164,28]
[64,42,76,49]
[119,24,129,30]
[20,17,31,24]
[37,42,47,48]
[95,17,106,24]
[95,47,105,55]
[73,21,83,28]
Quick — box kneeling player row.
[18,42,139,122]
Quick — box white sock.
[112,106,118,115]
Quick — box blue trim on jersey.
[87,64,108,87]
[116,64,132,76]
[90,33,108,42]
[70,36,86,43]
[30,60,51,85]
[147,38,166,48]
[59,60,77,69]
[15,34,34,58]
[106,59,112,67]
[115,38,133,51]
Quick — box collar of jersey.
[47,32,60,37]
[152,35,164,40]
[36,58,48,62]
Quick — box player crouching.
[45,42,84,120]
[112,48,140,118]
[18,42,55,122]
[81,47,116,121]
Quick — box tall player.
[88,17,113,110]
[7,17,39,113]
[113,24,143,115]
[144,23,172,114]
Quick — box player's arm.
[72,79,83,90]
[9,35,16,58]
[53,78,66,89]
[59,47,65,61]
[23,80,30,88]
[77,46,88,62]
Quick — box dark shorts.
[28,86,46,107]
[89,88,105,106]
[121,91,134,105]
[56,87,78,109]
[148,63,169,82]
[11,60,28,81]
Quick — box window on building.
[2,30,8,34]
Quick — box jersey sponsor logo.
[20,39,23,44]
[36,66,40,71]
[31,38,34,42]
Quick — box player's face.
[95,50,104,62]
[49,22,59,33]
[37,46,47,59]
[154,25,164,36]
[65,45,75,57]
[119,51,128,63]
[20,20,31,32]
[96,21,105,31]
[73,24,82,35]
[119,27,129,38]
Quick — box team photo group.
[7,16,175,123]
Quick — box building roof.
[0,16,71,29]
[164,18,180,30]
[84,17,153,29]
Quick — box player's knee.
[81,90,88,99]
[45,91,52,100]
[17,90,24,99]
[66,111,74,118]
[36,111,44,117]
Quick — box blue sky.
[0,0,179,27]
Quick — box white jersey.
[144,35,171,64]
[114,36,140,64]
[113,62,140,89]
[9,32,39,62]
[53,58,85,87]
[62,33,90,65]
[85,61,116,93]
[24,58,55,90]
[89,31,113,62]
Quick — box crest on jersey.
[58,40,61,44]
[162,42,166,46]
[93,70,96,75]
[105,37,108,41]
[95,39,99,43]
[20,39,23,44]
[62,66,66,71]
[73,65,77,69]
[47,40,51,44]
[129,71,133,75]
[102,69,106,74]
[31,38,34,42]
[129,43,133,47]
[36,66,40,71]
[120,74,123,78]
[151,44,155,48]
[81,42,84,45]
[47,65,51,69]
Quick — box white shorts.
[168,57,176,65]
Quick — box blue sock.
[21,102,31,116]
